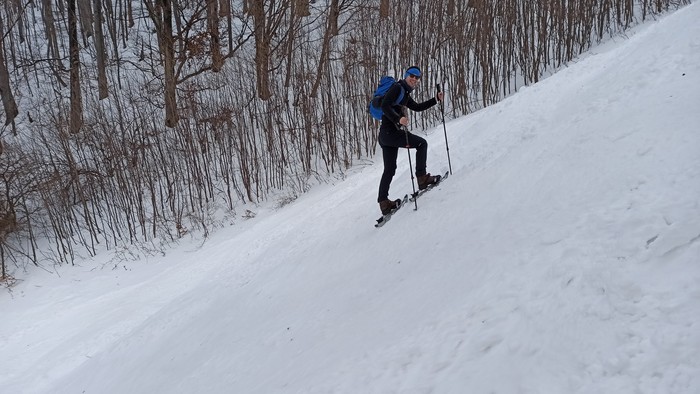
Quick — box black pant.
[377,128,427,202]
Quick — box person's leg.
[378,144,399,202]
[405,132,428,176]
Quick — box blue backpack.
[368,76,405,120]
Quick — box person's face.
[406,73,421,89]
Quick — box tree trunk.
[145,0,180,127]
[250,0,271,100]
[207,0,223,72]
[296,0,310,17]
[8,0,26,44]
[41,0,64,70]
[283,0,299,88]
[0,13,19,127]
[310,0,339,98]
[379,0,389,19]
[68,0,83,133]
[93,0,109,99]
[219,0,230,17]
[161,0,178,127]
[78,0,94,40]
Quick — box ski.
[410,171,449,202]
[374,194,409,228]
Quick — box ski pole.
[403,125,419,211]
[437,83,453,175]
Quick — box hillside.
[1,3,699,393]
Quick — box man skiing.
[377,66,444,215]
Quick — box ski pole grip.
[436,83,442,93]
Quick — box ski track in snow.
[2,3,700,394]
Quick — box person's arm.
[406,95,437,112]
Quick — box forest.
[0,0,689,280]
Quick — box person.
[377,66,444,215]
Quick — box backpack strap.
[394,84,405,106]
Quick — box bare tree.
[207,0,223,72]
[380,0,389,19]
[310,0,340,98]
[144,0,179,127]
[40,0,65,84]
[249,0,272,100]
[93,0,109,99]
[77,0,94,42]
[68,0,83,133]
[0,12,18,128]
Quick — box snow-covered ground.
[2,4,699,393]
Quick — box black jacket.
[380,79,438,131]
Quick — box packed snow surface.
[2,4,699,393]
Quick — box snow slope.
[2,4,700,393]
